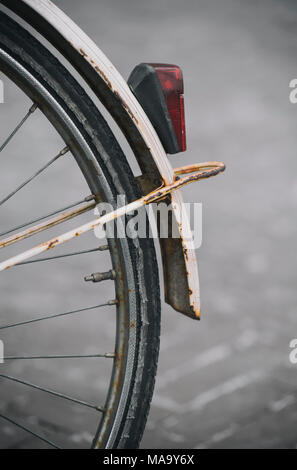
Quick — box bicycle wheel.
[0,11,160,449]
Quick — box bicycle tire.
[0,11,160,449]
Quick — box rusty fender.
[0,0,225,319]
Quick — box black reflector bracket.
[128,63,186,154]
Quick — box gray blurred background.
[0,0,297,449]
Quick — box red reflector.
[149,64,187,152]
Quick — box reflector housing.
[128,63,186,154]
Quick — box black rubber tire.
[0,11,160,449]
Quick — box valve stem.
[84,269,116,283]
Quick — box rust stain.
[114,90,138,124]
[183,247,189,262]
[47,239,59,250]
[79,47,87,58]
[94,65,113,90]
[78,48,113,90]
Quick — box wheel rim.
[0,45,139,449]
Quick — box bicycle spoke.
[4,353,115,360]
[16,245,108,266]
[0,103,37,153]
[0,194,143,271]
[0,413,60,449]
[0,198,96,249]
[0,300,117,330]
[0,195,96,238]
[0,146,69,207]
[0,374,104,412]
